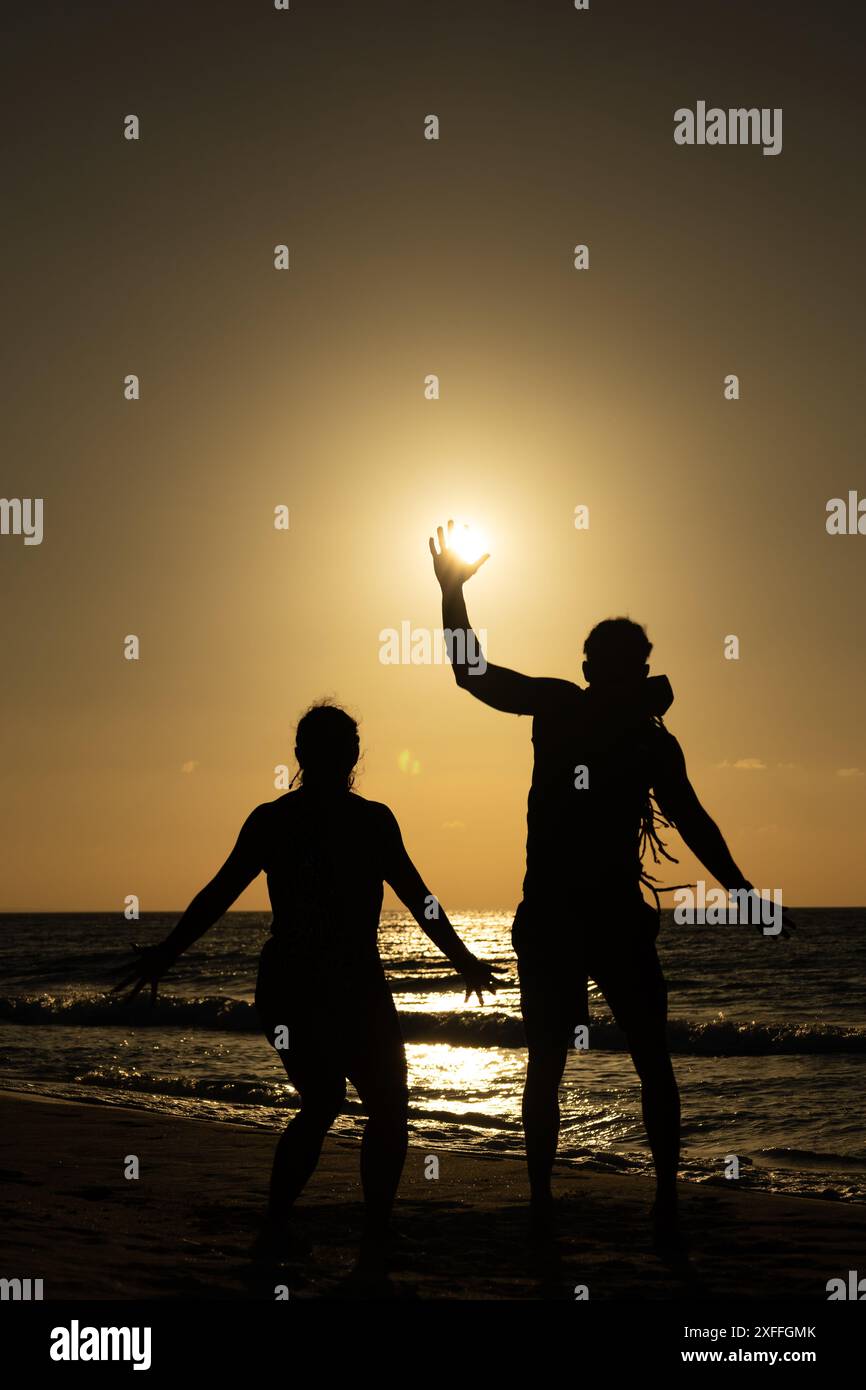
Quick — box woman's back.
[258,789,397,975]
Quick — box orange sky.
[2,0,863,909]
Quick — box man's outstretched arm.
[429,519,561,715]
[653,740,752,891]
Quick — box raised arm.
[113,807,266,1002]
[428,519,548,715]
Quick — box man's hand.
[456,954,507,1005]
[779,909,796,938]
[757,908,795,939]
[739,884,796,939]
[110,940,178,1006]
[429,519,489,593]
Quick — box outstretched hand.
[428,520,490,592]
[758,909,795,940]
[458,956,507,1005]
[109,940,177,1006]
[777,909,796,939]
[740,884,796,940]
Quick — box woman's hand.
[110,940,178,1006]
[457,955,506,1005]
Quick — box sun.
[450,521,489,565]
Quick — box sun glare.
[450,522,489,565]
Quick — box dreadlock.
[638,714,694,917]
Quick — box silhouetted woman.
[115,701,498,1252]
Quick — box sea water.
[0,909,863,1200]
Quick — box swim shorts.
[511,894,667,1049]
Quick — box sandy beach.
[1,1091,862,1301]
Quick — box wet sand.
[1,1091,862,1300]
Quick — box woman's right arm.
[113,807,266,1002]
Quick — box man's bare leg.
[626,1023,681,1241]
[522,1046,569,1229]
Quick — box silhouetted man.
[430,520,785,1246]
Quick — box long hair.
[638,714,692,914]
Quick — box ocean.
[1,909,864,1201]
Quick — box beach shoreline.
[1,1091,862,1301]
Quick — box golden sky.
[2,0,864,908]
